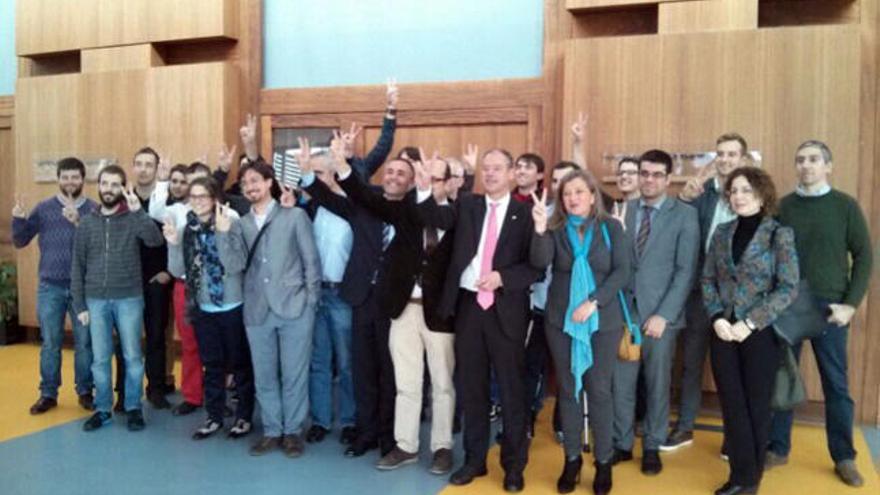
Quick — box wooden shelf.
[572,4,658,38]
[759,0,859,28]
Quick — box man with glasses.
[663,133,751,453]
[612,149,699,475]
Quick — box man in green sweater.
[767,140,872,487]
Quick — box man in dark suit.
[418,148,540,493]
[299,145,397,459]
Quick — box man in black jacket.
[417,148,540,493]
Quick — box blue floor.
[0,397,452,495]
[863,425,880,467]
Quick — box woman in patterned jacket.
[701,166,799,495]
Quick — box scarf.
[183,210,225,311]
[564,215,599,399]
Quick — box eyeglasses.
[431,177,447,184]
[639,170,668,180]
[450,174,464,179]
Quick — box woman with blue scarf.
[531,169,631,495]
[166,177,255,441]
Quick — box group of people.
[12,82,872,495]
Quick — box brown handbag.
[618,324,641,361]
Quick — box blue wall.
[263,0,543,89]
[0,0,14,95]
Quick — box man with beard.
[13,157,97,414]
[73,165,163,432]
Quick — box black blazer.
[303,178,384,309]
[338,173,452,332]
[418,194,540,341]
[530,219,631,333]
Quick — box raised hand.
[296,136,312,174]
[124,186,142,212]
[60,195,80,226]
[386,77,399,109]
[681,160,717,201]
[12,193,27,218]
[280,185,297,208]
[412,150,431,192]
[531,188,549,234]
[611,201,627,229]
[341,122,362,159]
[162,215,179,245]
[571,111,588,141]
[217,144,237,173]
[214,202,232,233]
[463,144,478,174]
[240,113,257,145]
[329,131,351,176]
[157,152,172,181]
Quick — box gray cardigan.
[530,219,631,333]
[167,218,247,308]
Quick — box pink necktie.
[477,202,499,310]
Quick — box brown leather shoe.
[281,434,305,458]
[249,436,281,456]
[29,397,57,415]
[78,393,95,411]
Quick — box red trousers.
[174,280,203,405]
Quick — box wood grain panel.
[260,79,544,115]
[759,0,860,28]
[17,0,238,56]
[0,96,12,116]
[0,124,14,257]
[659,0,758,34]
[81,44,163,73]
[567,0,684,10]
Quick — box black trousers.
[523,309,548,414]
[710,327,780,487]
[456,290,528,474]
[191,305,255,423]
[114,280,172,398]
[352,291,396,448]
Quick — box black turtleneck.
[732,213,762,265]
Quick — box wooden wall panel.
[0,119,15,262]
[567,0,683,9]
[659,0,758,33]
[81,44,163,73]
[17,0,237,56]
[563,25,862,403]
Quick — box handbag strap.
[245,220,272,272]
[600,223,642,344]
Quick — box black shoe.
[306,425,329,443]
[593,460,613,495]
[192,419,222,440]
[503,471,524,493]
[641,449,662,475]
[83,411,112,431]
[452,415,462,434]
[29,396,57,415]
[714,482,758,495]
[611,448,633,465]
[449,464,488,486]
[228,418,252,439]
[340,426,357,445]
[344,438,378,457]
[557,456,582,493]
[147,391,171,410]
[172,401,200,416]
[78,393,95,411]
[660,429,694,451]
[126,409,146,431]
[113,396,125,413]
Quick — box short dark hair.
[716,133,748,155]
[133,146,159,165]
[552,161,579,174]
[516,153,545,174]
[638,149,673,175]
[98,164,127,186]
[187,161,211,177]
[397,146,421,162]
[724,166,777,216]
[617,157,639,171]
[238,158,282,199]
[170,164,189,177]
[56,157,86,178]
[187,176,222,203]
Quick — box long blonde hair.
[548,168,608,231]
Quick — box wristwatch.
[744,318,758,332]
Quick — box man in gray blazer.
[236,160,321,458]
[612,149,699,475]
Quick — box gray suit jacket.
[238,204,321,327]
[625,196,699,328]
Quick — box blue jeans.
[309,287,355,429]
[247,309,315,437]
[37,281,93,398]
[88,297,145,413]
[768,300,856,463]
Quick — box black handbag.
[771,345,806,411]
